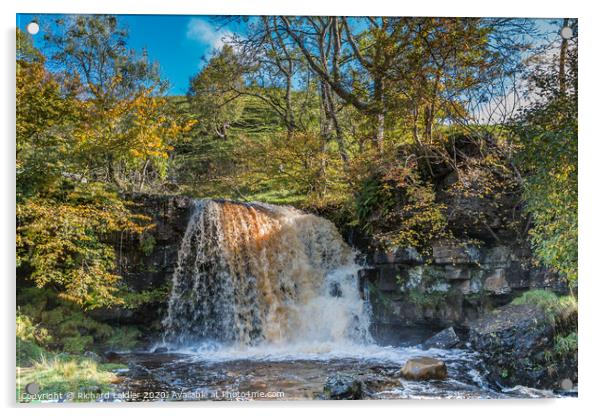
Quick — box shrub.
[103,327,141,350]
[354,162,447,253]
[139,233,156,256]
[17,287,140,355]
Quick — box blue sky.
[17,14,562,97]
[17,14,246,95]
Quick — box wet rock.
[323,374,364,400]
[482,246,511,267]
[530,267,569,292]
[456,277,483,295]
[421,327,460,349]
[401,357,447,380]
[443,265,471,280]
[153,346,168,353]
[504,261,531,289]
[468,302,577,389]
[103,351,120,361]
[91,194,193,329]
[376,265,404,291]
[127,362,151,378]
[79,385,101,394]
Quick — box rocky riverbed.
[106,341,565,401]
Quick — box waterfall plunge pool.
[107,200,560,401]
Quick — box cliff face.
[362,241,568,332]
[354,158,570,333]
[90,194,193,330]
[95,193,568,337]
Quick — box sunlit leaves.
[512,41,578,284]
[17,183,150,309]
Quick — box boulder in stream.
[421,327,461,349]
[401,357,447,380]
[127,362,152,378]
[323,374,364,400]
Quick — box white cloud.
[186,18,233,52]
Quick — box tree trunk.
[375,113,385,152]
[139,159,150,192]
[320,81,350,166]
[559,18,570,96]
[373,77,385,152]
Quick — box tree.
[511,21,578,284]
[17,26,154,308]
[188,45,246,140]
[44,15,190,190]
[16,29,78,201]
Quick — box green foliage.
[512,40,578,284]
[139,233,156,256]
[187,45,246,139]
[16,288,141,357]
[17,183,150,308]
[41,15,193,191]
[15,16,579,373]
[18,288,111,353]
[407,288,449,310]
[120,285,170,309]
[554,331,578,357]
[17,312,51,346]
[63,336,94,354]
[512,290,578,366]
[102,327,142,350]
[355,176,395,228]
[17,20,174,308]
[16,29,79,202]
[17,338,49,368]
[353,156,448,252]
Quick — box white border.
[2,1,600,415]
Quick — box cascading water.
[162,199,373,349]
[122,199,549,399]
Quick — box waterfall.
[162,199,372,348]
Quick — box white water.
[162,199,373,353]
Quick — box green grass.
[16,337,50,367]
[247,188,307,205]
[17,355,126,403]
[18,287,143,355]
[511,289,577,322]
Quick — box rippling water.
[112,342,559,401]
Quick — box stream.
[107,199,560,401]
[110,342,558,400]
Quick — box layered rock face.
[362,240,568,330]
[468,303,577,390]
[90,194,193,328]
[97,194,569,336]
